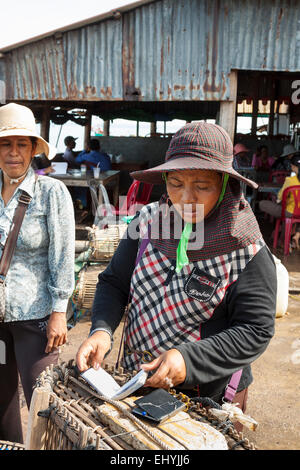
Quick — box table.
[50,170,120,207]
[248,181,282,211]
[111,161,148,171]
[258,182,282,195]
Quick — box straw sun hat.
[131,122,258,189]
[0,102,52,159]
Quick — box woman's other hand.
[45,312,68,353]
[76,331,111,372]
[141,349,187,389]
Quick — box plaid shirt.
[123,203,265,371]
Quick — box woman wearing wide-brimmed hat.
[77,122,276,421]
[0,103,75,443]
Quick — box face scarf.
[148,175,262,264]
[175,173,229,272]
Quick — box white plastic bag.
[273,255,289,318]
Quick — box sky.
[0,0,256,152]
[0,0,134,48]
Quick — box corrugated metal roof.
[2,0,300,103]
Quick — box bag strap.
[0,191,32,281]
[224,369,243,402]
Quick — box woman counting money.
[76,122,276,416]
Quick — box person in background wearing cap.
[259,153,300,219]
[0,103,75,444]
[271,143,297,172]
[63,135,79,168]
[232,143,252,170]
[76,122,276,424]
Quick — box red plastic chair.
[113,180,153,216]
[265,171,290,222]
[268,170,289,184]
[273,185,300,255]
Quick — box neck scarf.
[148,178,262,262]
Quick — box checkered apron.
[123,216,265,371]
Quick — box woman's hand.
[43,166,55,174]
[76,331,111,372]
[141,349,187,389]
[45,312,68,353]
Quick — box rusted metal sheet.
[2,0,300,102]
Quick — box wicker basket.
[73,264,108,310]
[25,362,257,451]
[87,224,127,261]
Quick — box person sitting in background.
[76,139,112,171]
[252,145,275,171]
[32,154,54,175]
[63,136,79,168]
[259,153,300,218]
[271,144,297,171]
[233,143,252,170]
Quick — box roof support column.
[103,120,110,136]
[40,106,51,142]
[84,111,92,147]
[150,122,156,136]
[219,70,238,142]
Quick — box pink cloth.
[252,154,275,169]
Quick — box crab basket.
[25,362,257,451]
[87,224,128,261]
[72,264,108,311]
[0,440,25,450]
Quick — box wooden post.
[150,122,156,136]
[103,120,110,136]
[219,70,238,142]
[84,112,92,148]
[269,77,276,136]
[40,107,51,142]
[25,387,51,450]
[251,74,259,136]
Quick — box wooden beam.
[103,120,110,136]
[40,107,50,142]
[219,70,238,142]
[268,78,276,136]
[251,74,259,136]
[25,387,51,450]
[84,112,92,147]
[150,122,156,136]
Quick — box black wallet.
[132,389,186,423]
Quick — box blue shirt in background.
[76,150,112,171]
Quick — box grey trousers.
[259,200,292,218]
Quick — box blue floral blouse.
[0,167,75,322]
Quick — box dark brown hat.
[131,122,257,189]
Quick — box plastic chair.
[273,185,300,256]
[265,171,289,221]
[113,180,153,216]
[268,171,289,184]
